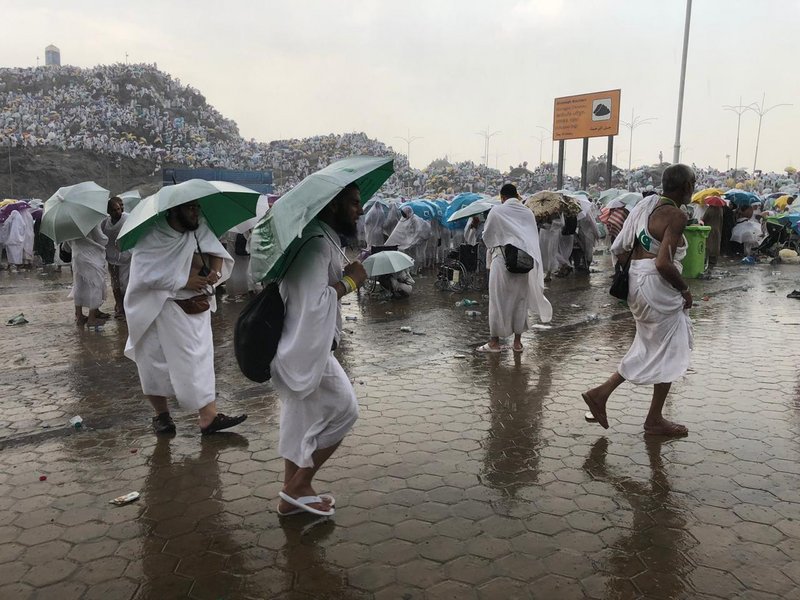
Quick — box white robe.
[483,199,553,337]
[538,220,561,274]
[124,217,233,410]
[576,198,600,265]
[271,220,358,468]
[68,224,108,309]
[3,210,29,265]
[385,214,432,268]
[611,197,693,384]
[101,213,131,290]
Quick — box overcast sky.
[3,0,798,175]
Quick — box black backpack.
[234,235,321,383]
[59,243,72,263]
[501,244,534,274]
[234,233,249,256]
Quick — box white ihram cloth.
[124,217,232,410]
[3,210,31,265]
[576,198,600,263]
[271,220,358,468]
[101,213,131,290]
[483,199,552,337]
[385,211,431,266]
[538,220,561,274]
[611,197,693,384]
[68,224,108,309]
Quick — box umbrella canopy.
[598,188,624,205]
[692,188,724,205]
[447,200,497,222]
[704,196,726,208]
[229,195,272,234]
[250,156,394,281]
[118,189,142,213]
[0,201,30,224]
[41,181,110,244]
[607,192,643,210]
[362,250,414,277]
[525,191,563,219]
[117,179,260,251]
[724,190,761,208]
[444,193,485,229]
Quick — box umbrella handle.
[321,229,351,265]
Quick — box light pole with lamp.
[475,126,500,167]
[747,93,792,173]
[537,125,554,165]
[723,97,756,174]
[394,129,423,169]
[621,108,656,171]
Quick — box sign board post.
[553,89,621,190]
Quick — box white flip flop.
[276,494,335,516]
[278,491,335,517]
[476,343,502,353]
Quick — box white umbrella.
[229,195,272,234]
[607,192,643,210]
[362,250,414,277]
[446,200,497,223]
[118,189,142,212]
[41,181,110,243]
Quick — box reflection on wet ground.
[1,259,800,598]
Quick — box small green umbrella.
[117,179,260,251]
[250,156,394,281]
[41,181,110,243]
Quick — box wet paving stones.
[1,261,800,598]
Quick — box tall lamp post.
[475,126,500,167]
[748,93,791,173]
[621,108,656,171]
[672,0,692,163]
[723,97,755,174]
[537,125,554,165]
[531,133,546,166]
[394,129,423,169]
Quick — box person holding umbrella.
[121,181,255,436]
[250,156,394,517]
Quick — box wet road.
[1,258,799,599]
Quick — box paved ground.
[1,257,799,599]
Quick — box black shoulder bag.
[501,244,534,274]
[234,235,322,383]
[609,235,638,300]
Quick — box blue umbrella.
[432,199,449,226]
[406,199,437,221]
[724,190,761,208]
[444,193,483,230]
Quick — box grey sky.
[3,0,798,175]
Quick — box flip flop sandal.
[476,343,502,353]
[200,413,248,435]
[582,393,609,429]
[278,492,335,517]
[277,494,335,516]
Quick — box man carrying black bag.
[272,183,367,517]
[477,184,552,353]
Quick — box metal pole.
[556,141,565,189]
[8,138,12,196]
[606,136,614,188]
[749,93,792,174]
[628,107,634,171]
[673,0,692,163]
[734,99,742,172]
[580,138,589,189]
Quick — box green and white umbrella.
[118,189,142,213]
[250,156,394,281]
[446,199,497,223]
[117,179,260,251]
[41,181,110,244]
[362,250,414,277]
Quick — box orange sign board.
[552,89,621,140]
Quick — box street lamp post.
[748,93,792,173]
[394,129,423,169]
[531,133,546,166]
[475,126,500,167]
[537,126,554,165]
[8,137,13,196]
[673,0,692,163]
[725,154,731,171]
[723,97,755,174]
[621,108,656,171]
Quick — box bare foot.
[644,419,688,437]
[512,343,523,353]
[582,389,609,429]
[75,315,88,327]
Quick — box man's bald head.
[661,164,696,205]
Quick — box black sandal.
[200,413,248,435]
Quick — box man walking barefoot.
[582,164,695,437]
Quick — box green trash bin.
[681,225,711,278]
